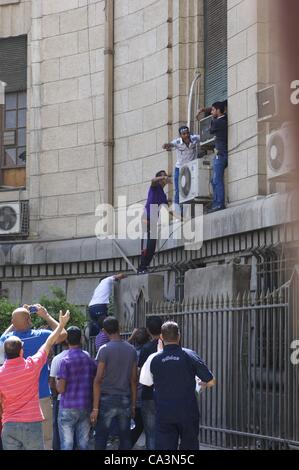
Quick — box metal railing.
[140,286,299,449]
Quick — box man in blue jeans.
[209,101,228,212]
[163,127,200,215]
[87,274,126,336]
[138,316,162,450]
[91,317,137,450]
[57,327,97,450]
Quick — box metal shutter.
[204,0,227,106]
[0,35,27,92]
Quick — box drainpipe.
[103,0,114,206]
[187,72,201,132]
[0,81,6,186]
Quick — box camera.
[29,305,38,314]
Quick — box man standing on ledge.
[140,321,215,450]
[138,171,171,274]
[163,126,200,213]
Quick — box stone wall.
[227,0,269,204]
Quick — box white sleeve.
[49,356,59,378]
[139,352,157,387]
[170,138,179,147]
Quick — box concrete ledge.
[0,193,293,266]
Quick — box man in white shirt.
[163,126,200,212]
[88,273,126,336]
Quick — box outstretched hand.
[59,310,70,328]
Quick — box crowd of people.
[0,284,215,451]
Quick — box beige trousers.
[40,396,53,450]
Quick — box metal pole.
[0,81,7,186]
[187,72,201,131]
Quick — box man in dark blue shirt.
[209,101,228,212]
[140,321,215,450]
[138,316,163,450]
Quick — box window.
[0,35,27,188]
[3,91,26,169]
[204,0,227,106]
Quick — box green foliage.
[37,287,86,330]
[0,297,17,332]
[0,287,86,332]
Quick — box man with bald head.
[0,311,70,450]
[0,304,67,450]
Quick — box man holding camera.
[0,304,67,450]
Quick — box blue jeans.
[174,167,180,205]
[2,421,44,450]
[211,152,228,208]
[141,399,156,450]
[95,395,131,450]
[52,397,60,450]
[58,408,91,451]
[155,415,199,451]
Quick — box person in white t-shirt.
[87,273,126,337]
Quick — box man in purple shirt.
[57,326,97,450]
[138,170,171,274]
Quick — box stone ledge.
[0,193,293,266]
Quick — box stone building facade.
[0,0,294,315]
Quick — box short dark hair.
[97,313,108,330]
[161,321,179,342]
[146,316,163,336]
[179,125,189,135]
[67,326,82,346]
[103,316,119,335]
[4,337,23,359]
[155,170,167,178]
[212,101,226,114]
[134,327,150,347]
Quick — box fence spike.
[266,289,272,304]
[220,293,225,309]
[209,293,214,310]
[200,295,204,310]
[215,294,219,309]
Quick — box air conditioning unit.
[266,123,296,182]
[257,85,278,122]
[199,115,215,150]
[179,159,211,204]
[0,201,29,236]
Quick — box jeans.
[211,152,228,209]
[139,219,157,271]
[87,305,108,336]
[174,166,180,205]
[58,408,91,451]
[95,395,131,450]
[141,399,156,450]
[2,421,44,450]
[52,397,60,450]
[155,415,199,451]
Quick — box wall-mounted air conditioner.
[0,201,29,236]
[179,159,211,204]
[266,123,296,182]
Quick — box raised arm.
[35,304,67,344]
[42,310,70,356]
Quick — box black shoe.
[137,268,148,274]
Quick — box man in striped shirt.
[0,310,70,451]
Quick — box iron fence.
[142,285,299,450]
